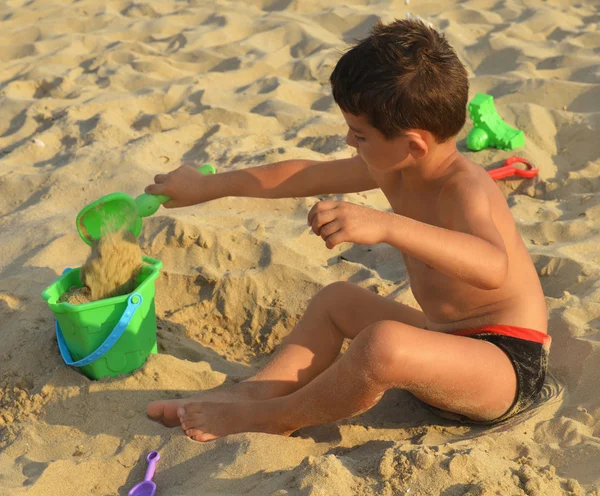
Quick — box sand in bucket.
[59,230,143,304]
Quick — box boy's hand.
[144,164,212,208]
[307,200,387,249]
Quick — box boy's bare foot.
[178,398,293,442]
[146,381,286,427]
[146,390,238,427]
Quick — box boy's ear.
[405,131,428,158]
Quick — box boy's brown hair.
[330,19,469,142]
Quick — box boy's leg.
[179,321,517,441]
[236,282,425,397]
[147,282,425,426]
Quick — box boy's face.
[341,111,411,173]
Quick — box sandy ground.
[0,0,599,494]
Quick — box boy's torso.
[373,156,548,334]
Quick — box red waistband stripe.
[451,325,551,346]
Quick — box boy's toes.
[179,401,204,415]
[181,416,203,431]
[146,400,182,427]
[146,400,164,419]
[194,432,218,442]
[185,427,206,440]
[186,429,218,442]
[179,411,202,428]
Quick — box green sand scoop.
[76,164,216,245]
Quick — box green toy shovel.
[76,164,216,245]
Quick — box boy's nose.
[346,130,358,149]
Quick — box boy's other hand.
[307,200,387,249]
[144,164,212,208]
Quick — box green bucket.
[41,256,162,380]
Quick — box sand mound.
[57,285,92,305]
[1,0,599,495]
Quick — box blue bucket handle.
[56,269,143,367]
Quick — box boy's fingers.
[144,183,165,195]
[325,230,345,249]
[154,173,168,183]
[307,200,337,226]
[319,220,341,240]
[311,210,336,235]
[307,203,320,225]
[162,200,176,209]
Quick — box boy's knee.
[319,281,356,299]
[360,321,409,383]
[308,281,356,312]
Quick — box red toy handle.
[488,157,539,181]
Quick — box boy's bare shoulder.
[437,156,508,233]
[439,156,494,206]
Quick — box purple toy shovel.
[128,451,160,496]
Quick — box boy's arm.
[381,179,509,290]
[146,155,378,207]
[215,155,378,199]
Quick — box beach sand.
[0,0,599,494]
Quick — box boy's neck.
[401,140,459,187]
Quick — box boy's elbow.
[480,251,509,290]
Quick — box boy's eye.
[355,133,366,141]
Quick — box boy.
[145,19,550,442]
